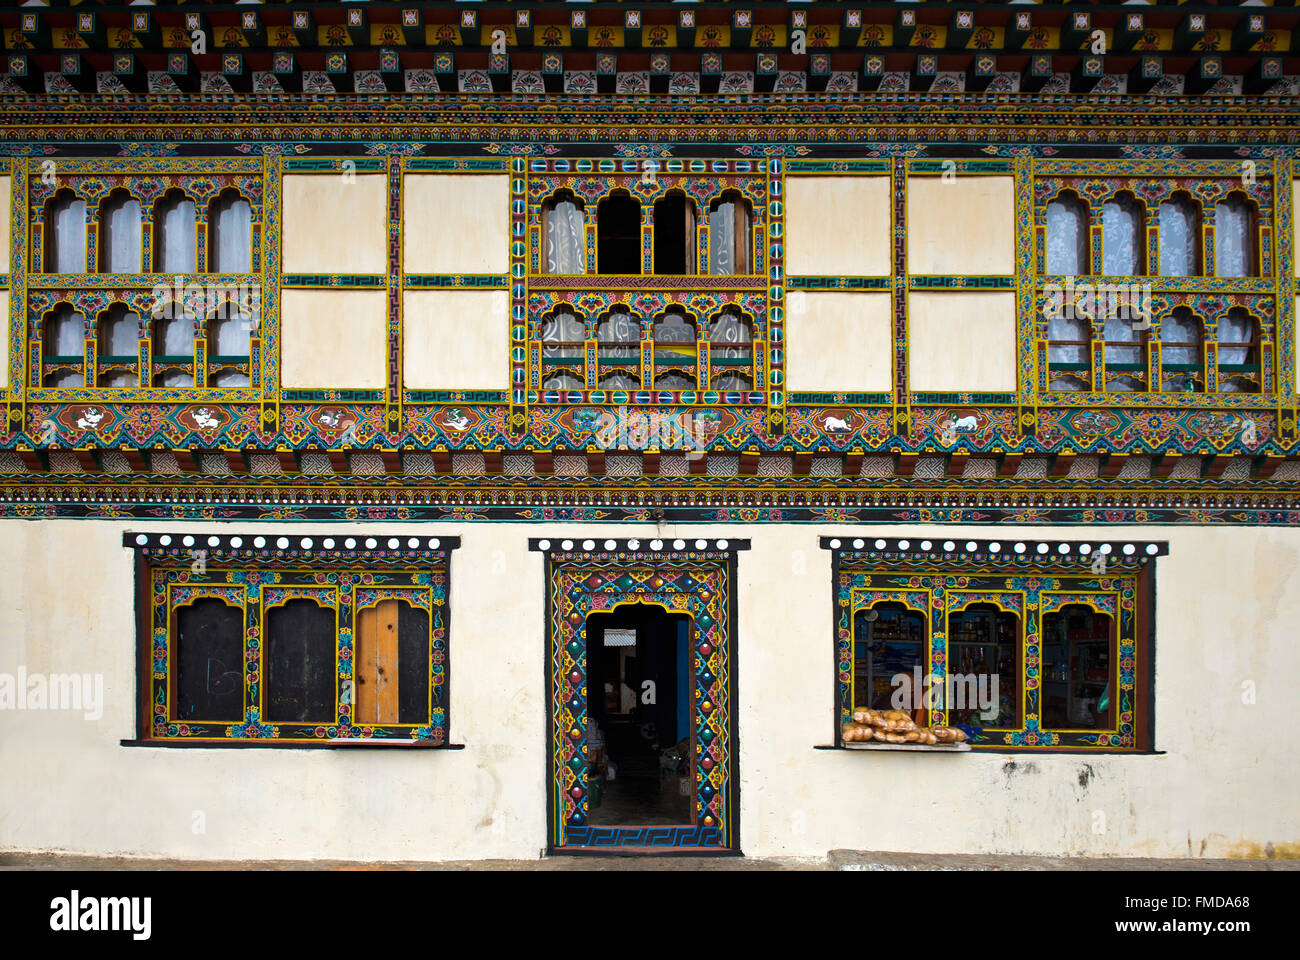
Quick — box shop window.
[1214,194,1256,278]
[1044,193,1089,275]
[99,189,143,274]
[825,536,1161,752]
[1040,605,1115,732]
[1101,193,1144,276]
[707,192,751,275]
[45,190,87,275]
[208,189,252,272]
[542,193,586,275]
[1217,307,1260,394]
[653,192,697,275]
[596,191,642,275]
[1159,307,1204,393]
[1158,193,1200,277]
[42,304,86,388]
[154,191,197,273]
[124,532,458,746]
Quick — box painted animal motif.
[443,409,472,432]
[318,410,345,429]
[190,408,221,431]
[822,415,851,432]
[74,408,105,432]
[952,415,978,432]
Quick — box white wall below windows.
[0,519,1296,862]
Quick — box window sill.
[120,739,466,750]
[815,743,971,753]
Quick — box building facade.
[0,0,1297,861]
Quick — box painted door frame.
[531,538,745,854]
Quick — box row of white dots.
[538,538,731,552]
[828,538,1156,557]
[134,534,442,551]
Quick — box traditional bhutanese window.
[208,189,252,273]
[1044,192,1089,275]
[1046,313,1090,392]
[707,191,751,275]
[1158,193,1200,277]
[1102,315,1147,392]
[706,307,753,391]
[154,190,197,274]
[1214,194,1256,278]
[652,307,698,391]
[44,190,86,274]
[540,306,585,360]
[99,189,143,274]
[541,193,586,275]
[151,316,195,387]
[653,192,697,275]
[123,532,460,747]
[596,191,642,275]
[96,304,140,387]
[1101,193,1144,276]
[596,307,641,389]
[824,536,1163,753]
[42,304,86,387]
[543,370,584,390]
[1159,307,1204,393]
[1217,307,1260,394]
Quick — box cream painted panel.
[280,289,387,389]
[281,173,387,274]
[786,292,892,391]
[908,291,1017,392]
[0,175,10,274]
[786,176,891,276]
[1,519,1299,861]
[0,291,7,390]
[403,290,509,389]
[404,174,509,275]
[907,175,1015,275]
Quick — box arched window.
[596,191,642,275]
[707,308,753,390]
[99,189,142,273]
[1044,193,1089,275]
[541,193,586,275]
[1159,307,1203,393]
[96,304,140,387]
[152,315,195,361]
[653,192,697,275]
[1102,315,1146,392]
[45,190,87,274]
[708,192,752,275]
[42,304,86,387]
[208,190,252,272]
[542,370,584,390]
[652,309,696,348]
[154,191,197,273]
[596,308,640,359]
[598,371,640,390]
[1214,194,1256,278]
[540,308,585,359]
[208,300,253,358]
[1217,307,1259,394]
[1047,314,1090,392]
[1101,193,1144,276]
[654,371,695,390]
[1158,193,1200,277]
[210,370,250,387]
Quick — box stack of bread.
[841,707,968,746]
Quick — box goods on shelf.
[841,708,968,746]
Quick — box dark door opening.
[584,603,693,826]
[597,192,642,275]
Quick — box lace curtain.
[1158,198,1197,277]
[1159,308,1201,392]
[708,201,749,275]
[541,310,585,358]
[99,308,140,357]
[211,316,252,357]
[1101,197,1141,276]
[156,195,197,273]
[546,200,585,274]
[1216,308,1253,366]
[154,317,194,358]
[48,196,87,274]
[1214,197,1253,278]
[45,306,85,357]
[596,310,639,359]
[1045,197,1088,275]
[210,194,252,272]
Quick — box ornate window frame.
[823,535,1164,752]
[123,530,459,748]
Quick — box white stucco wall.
[0,519,1296,861]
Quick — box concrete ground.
[2,851,1295,870]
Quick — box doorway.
[585,604,693,827]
